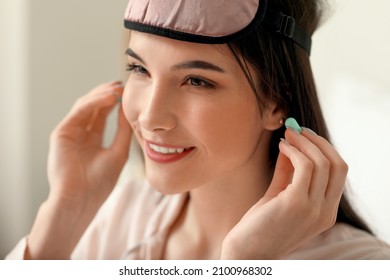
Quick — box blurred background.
[1,0,389,259]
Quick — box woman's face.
[123,31,273,194]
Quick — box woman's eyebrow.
[126,48,225,73]
[171,60,225,73]
[125,48,145,64]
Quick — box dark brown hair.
[228,0,372,233]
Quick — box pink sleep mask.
[124,0,312,54]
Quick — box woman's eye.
[187,77,214,89]
[126,64,148,75]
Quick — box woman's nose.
[138,84,177,132]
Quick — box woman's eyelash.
[126,63,147,74]
[187,77,215,89]
[126,64,214,89]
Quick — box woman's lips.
[145,141,195,163]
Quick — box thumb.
[264,150,294,198]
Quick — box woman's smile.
[145,140,195,164]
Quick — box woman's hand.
[47,80,132,208]
[221,127,348,259]
[27,81,132,259]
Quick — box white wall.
[311,0,390,242]
[0,0,128,258]
[0,0,30,259]
[1,0,389,259]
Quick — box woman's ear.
[262,103,286,131]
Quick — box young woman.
[7,0,390,259]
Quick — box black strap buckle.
[263,9,312,54]
[276,13,295,38]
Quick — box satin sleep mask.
[124,0,312,54]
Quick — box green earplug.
[285,117,302,134]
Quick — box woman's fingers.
[54,82,124,143]
[278,138,314,196]
[67,81,123,126]
[279,126,347,230]
[300,129,348,201]
[86,82,124,130]
[284,128,331,200]
[85,86,124,145]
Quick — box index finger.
[301,128,348,199]
[62,83,124,129]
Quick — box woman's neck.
[164,161,273,259]
[190,163,272,240]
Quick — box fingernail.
[110,79,123,84]
[285,117,302,134]
[280,138,290,145]
[109,90,122,103]
[302,127,317,135]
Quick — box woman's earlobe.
[263,108,286,131]
[275,117,286,130]
[263,117,285,131]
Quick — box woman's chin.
[145,175,192,195]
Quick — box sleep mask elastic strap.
[124,0,312,54]
[263,9,312,54]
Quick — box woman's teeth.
[149,143,190,154]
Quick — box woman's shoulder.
[286,223,390,259]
